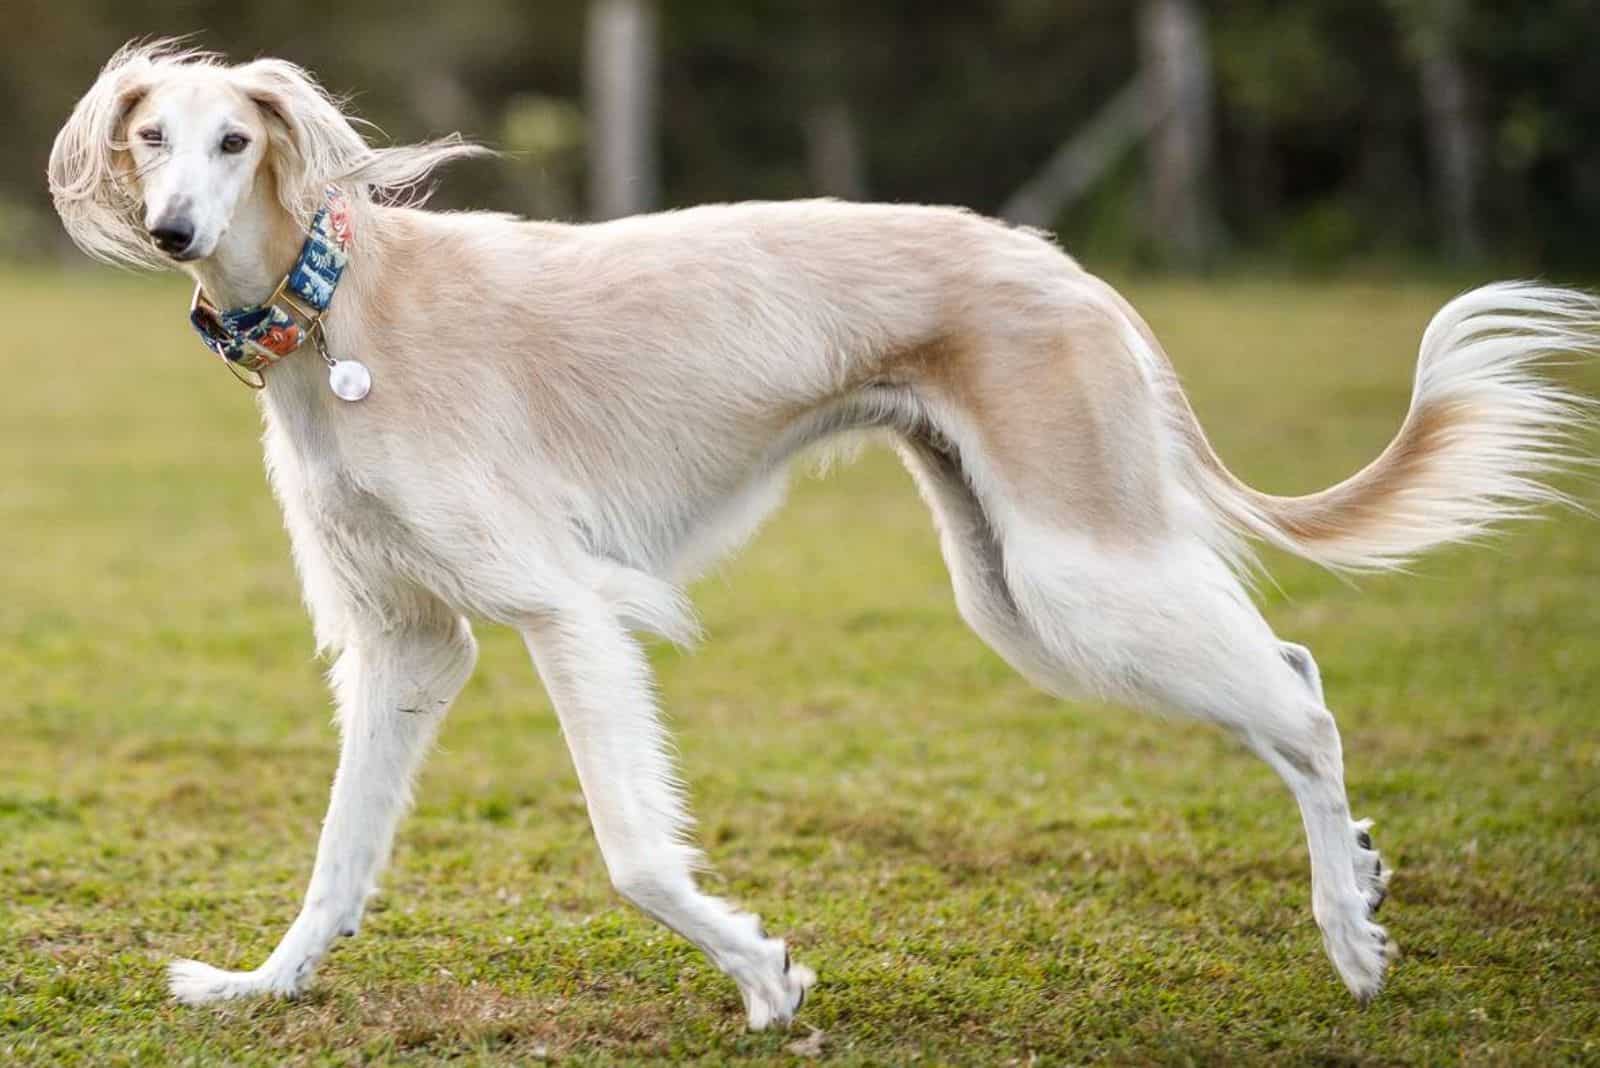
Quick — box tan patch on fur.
[1261,398,1475,543]
[1108,273,1490,559]
[1087,277,1474,554]
[885,307,1170,540]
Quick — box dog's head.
[47,40,485,268]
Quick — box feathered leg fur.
[522,600,814,1029]
[169,611,477,1003]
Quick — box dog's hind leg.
[521,597,814,1031]
[991,525,1394,999]
[1224,634,1394,999]
[900,301,1392,999]
[896,434,1064,691]
[169,608,477,1004]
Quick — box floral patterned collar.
[188,188,354,387]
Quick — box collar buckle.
[265,277,338,369]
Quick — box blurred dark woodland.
[8,0,1599,272]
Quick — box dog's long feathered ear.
[233,58,490,221]
[47,41,170,268]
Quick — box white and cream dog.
[48,42,1597,1028]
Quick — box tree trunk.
[805,98,867,201]
[1396,0,1483,260]
[586,0,659,219]
[1137,0,1219,267]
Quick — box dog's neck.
[184,176,308,311]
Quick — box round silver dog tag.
[328,359,372,402]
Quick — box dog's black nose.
[150,222,194,256]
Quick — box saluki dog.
[48,42,1597,1029]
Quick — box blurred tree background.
[7,0,1598,273]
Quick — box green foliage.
[2,272,1598,1063]
[1215,4,1371,127]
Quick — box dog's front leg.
[168,615,477,1004]
[523,600,814,1030]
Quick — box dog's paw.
[1316,820,1397,1003]
[1322,909,1394,1004]
[168,958,307,1005]
[732,931,815,1031]
[1351,818,1391,916]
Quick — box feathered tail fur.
[1156,282,1599,572]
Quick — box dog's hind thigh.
[521,598,814,1031]
[169,607,477,1004]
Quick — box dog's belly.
[573,385,926,584]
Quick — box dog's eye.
[137,127,164,147]
[220,132,250,154]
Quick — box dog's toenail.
[783,947,791,973]
[1357,830,1373,850]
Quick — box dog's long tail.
[1142,282,1599,572]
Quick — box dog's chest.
[261,384,429,578]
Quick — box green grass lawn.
[1,270,1596,1065]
